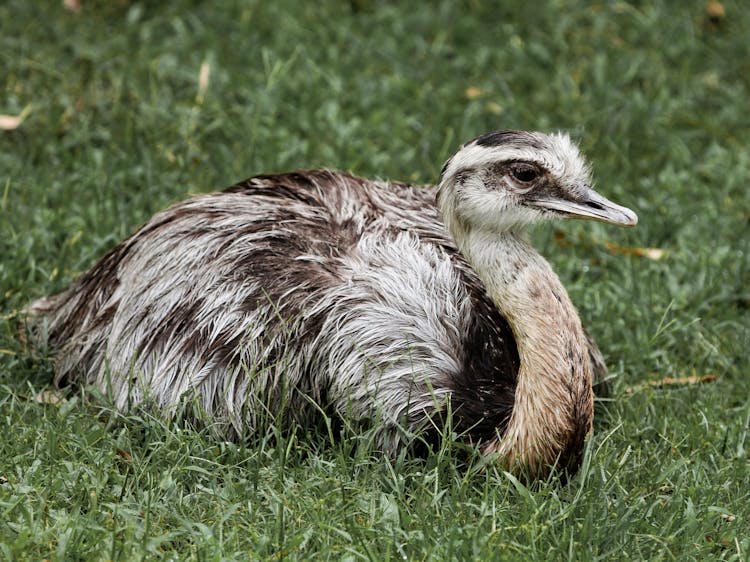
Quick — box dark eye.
[511,165,540,183]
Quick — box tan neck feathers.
[458,231,593,477]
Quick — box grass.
[1,0,749,559]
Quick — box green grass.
[2,0,749,559]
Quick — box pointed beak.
[528,186,638,227]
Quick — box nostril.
[587,201,604,211]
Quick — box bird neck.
[456,229,594,478]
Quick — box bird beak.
[528,186,638,227]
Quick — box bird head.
[437,130,637,238]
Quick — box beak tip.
[623,209,638,227]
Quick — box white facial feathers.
[437,131,594,235]
[441,131,591,184]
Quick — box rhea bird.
[28,130,637,479]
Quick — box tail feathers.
[23,295,60,317]
[20,294,65,352]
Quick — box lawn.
[1,0,749,559]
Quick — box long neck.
[457,229,594,478]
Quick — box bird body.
[29,131,637,479]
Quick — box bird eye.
[511,165,539,183]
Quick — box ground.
[1,0,749,559]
